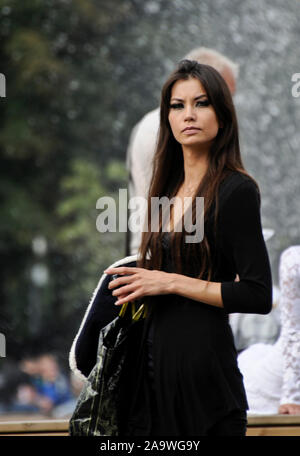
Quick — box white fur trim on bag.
[69,254,138,381]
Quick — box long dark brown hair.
[137,59,257,281]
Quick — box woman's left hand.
[104,267,174,306]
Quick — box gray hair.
[184,46,239,79]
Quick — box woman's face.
[168,77,220,152]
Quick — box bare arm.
[169,273,223,308]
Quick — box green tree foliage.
[0,0,132,361]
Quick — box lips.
[182,126,201,133]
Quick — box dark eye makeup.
[196,99,210,107]
[169,99,210,109]
[169,102,184,109]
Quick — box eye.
[169,103,184,109]
[196,99,210,107]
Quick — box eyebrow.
[170,94,207,102]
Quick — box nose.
[184,105,196,121]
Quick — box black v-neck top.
[138,170,273,436]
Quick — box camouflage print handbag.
[69,300,147,436]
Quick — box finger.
[290,406,300,415]
[115,291,141,306]
[112,283,136,296]
[104,266,140,274]
[114,293,128,302]
[279,406,287,414]
[108,275,135,289]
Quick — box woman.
[104,60,273,436]
[238,245,300,415]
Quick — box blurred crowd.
[0,353,83,418]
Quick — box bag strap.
[118,301,147,321]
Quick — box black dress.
[125,170,273,436]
